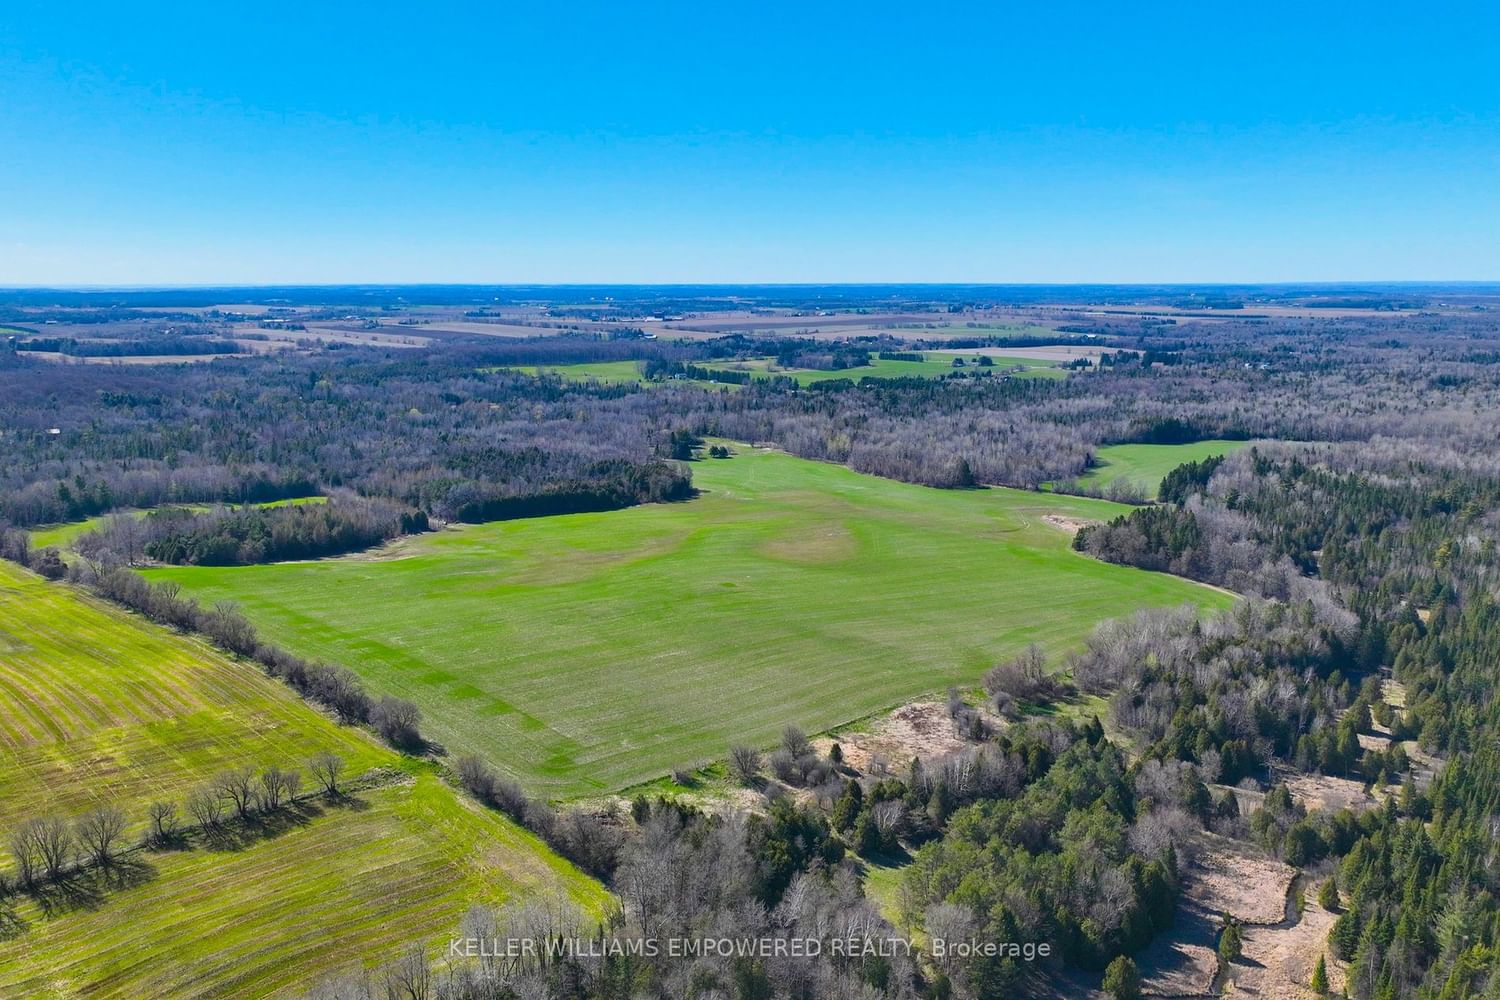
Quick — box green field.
[1077,440,1252,495]
[0,560,607,995]
[28,496,328,551]
[146,447,1232,797]
[0,559,385,834]
[765,354,1065,384]
[0,774,608,999]
[506,360,651,384]
[505,352,1065,388]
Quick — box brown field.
[18,351,251,366]
[1225,896,1346,1000]
[1137,832,1296,998]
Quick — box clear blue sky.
[2,1,1497,284]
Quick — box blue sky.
[2,2,1497,284]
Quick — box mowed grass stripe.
[148,447,1233,797]
[0,776,609,999]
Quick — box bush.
[32,547,66,579]
[370,695,423,750]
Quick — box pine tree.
[1218,918,1243,963]
[1101,955,1141,1000]
[1319,876,1341,912]
[1310,954,1329,995]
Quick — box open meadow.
[1077,439,1252,495]
[146,446,1233,798]
[0,559,384,833]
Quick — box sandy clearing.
[813,701,978,777]
[1042,513,1099,534]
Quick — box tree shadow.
[29,856,158,918]
[198,798,327,853]
[0,898,28,940]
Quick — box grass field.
[764,354,1065,383]
[504,352,1065,388]
[0,559,386,834]
[28,496,328,552]
[1077,440,1252,495]
[0,774,609,999]
[146,446,1232,797]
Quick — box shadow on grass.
[198,799,326,852]
[194,790,374,854]
[29,856,159,918]
[0,898,28,940]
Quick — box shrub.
[370,695,423,750]
[1102,955,1141,1000]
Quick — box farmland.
[145,446,1232,797]
[1077,439,1253,495]
[0,774,608,999]
[507,352,1066,387]
[0,559,385,833]
[0,559,607,995]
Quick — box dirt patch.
[760,522,858,564]
[1041,513,1097,534]
[1284,772,1378,813]
[814,702,975,777]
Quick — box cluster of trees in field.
[71,497,428,567]
[429,458,693,524]
[640,359,753,384]
[3,753,346,895]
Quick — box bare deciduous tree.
[259,766,298,812]
[728,745,762,785]
[75,805,128,867]
[147,800,179,844]
[187,785,225,828]
[308,752,345,796]
[32,815,74,880]
[217,767,259,821]
[9,820,43,887]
